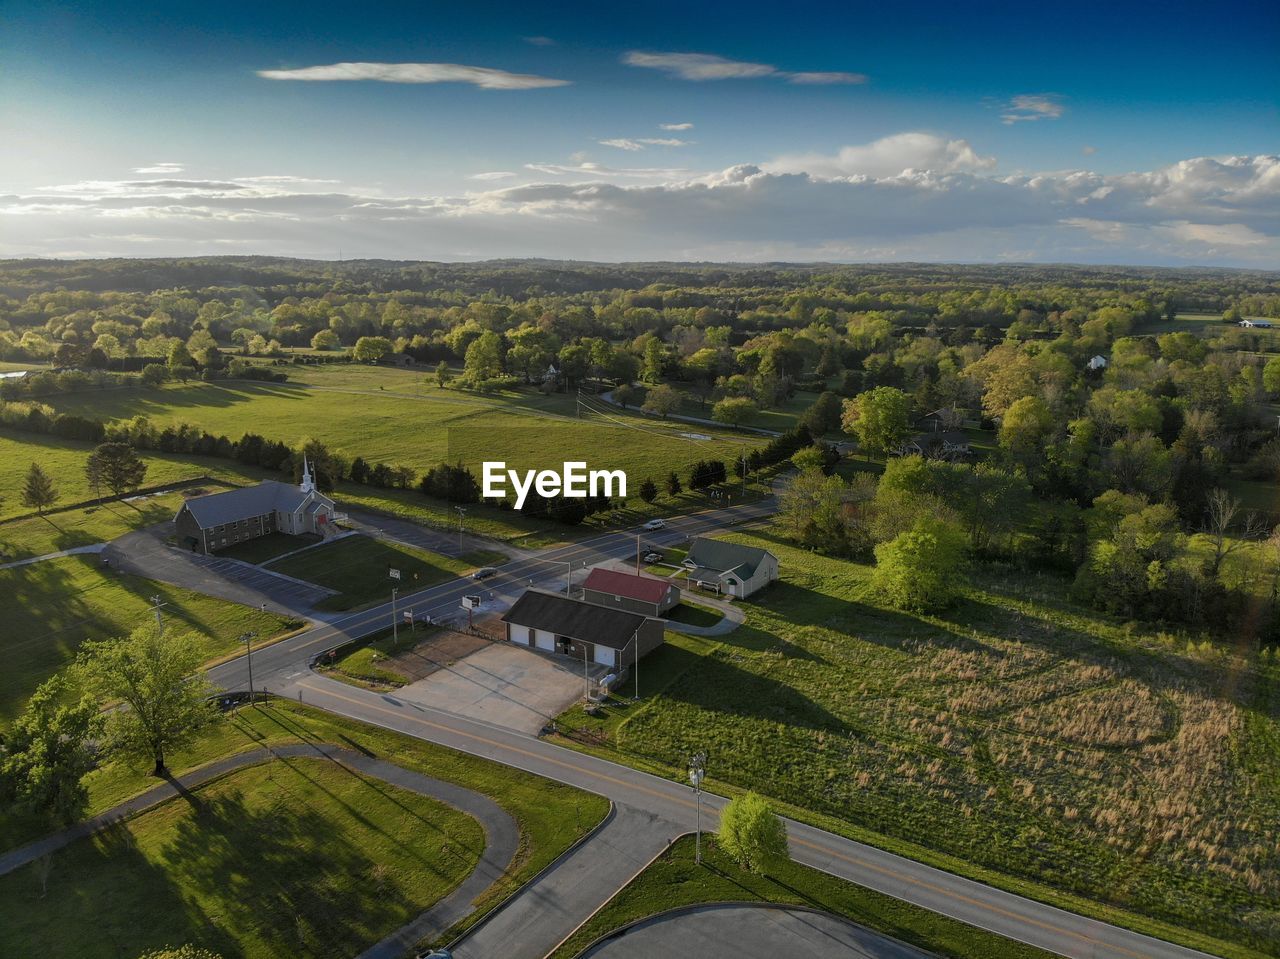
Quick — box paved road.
[344,507,524,562]
[202,495,1215,959]
[581,903,935,959]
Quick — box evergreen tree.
[20,461,59,514]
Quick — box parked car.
[642,551,663,563]
[642,519,666,531]
[471,567,498,580]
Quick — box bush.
[871,517,967,612]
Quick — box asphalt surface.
[203,497,1215,959]
[581,903,935,959]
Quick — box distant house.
[895,431,973,461]
[1087,354,1108,371]
[582,567,681,616]
[380,353,415,367]
[502,589,664,669]
[682,537,778,599]
[1239,319,1273,329]
[174,458,339,554]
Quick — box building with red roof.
[582,567,681,617]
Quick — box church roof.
[177,481,332,529]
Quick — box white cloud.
[767,133,996,178]
[597,137,691,151]
[133,162,184,174]
[1082,145,1098,156]
[256,61,570,90]
[660,122,694,131]
[468,171,517,181]
[6,152,1279,267]
[523,36,555,46]
[1002,94,1064,124]
[623,51,864,85]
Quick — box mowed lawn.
[0,759,484,959]
[40,369,754,488]
[265,534,506,610]
[0,490,190,561]
[0,701,611,951]
[559,532,1280,956]
[0,555,296,723]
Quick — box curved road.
[0,743,519,959]
[201,498,1216,959]
[581,903,934,959]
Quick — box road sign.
[462,595,481,609]
[403,610,414,623]
[389,567,401,580]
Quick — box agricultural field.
[38,365,756,489]
[558,532,1280,955]
[264,534,506,610]
[0,759,484,959]
[0,490,187,562]
[0,700,611,956]
[549,834,1056,959]
[0,555,297,724]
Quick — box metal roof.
[583,568,675,604]
[684,537,774,581]
[176,481,333,530]
[502,589,651,650]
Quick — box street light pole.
[455,506,467,548]
[582,644,591,699]
[239,632,257,702]
[391,587,399,644]
[689,751,707,864]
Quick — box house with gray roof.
[682,537,778,598]
[174,458,338,554]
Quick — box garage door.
[534,629,555,651]
[511,626,532,646]
[593,644,616,667]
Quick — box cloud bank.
[623,51,865,85]
[3,144,1277,267]
[257,62,570,89]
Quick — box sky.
[1,0,1277,266]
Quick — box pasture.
[39,365,756,490]
[559,532,1280,956]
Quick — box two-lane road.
[207,495,1218,959]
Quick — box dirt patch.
[378,629,493,682]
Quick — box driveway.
[103,526,334,617]
[581,904,934,959]
[391,643,607,733]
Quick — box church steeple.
[300,455,315,494]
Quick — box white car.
[642,519,666,531]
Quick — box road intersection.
[206,497,1215,959]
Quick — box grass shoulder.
[549,834,1057,959]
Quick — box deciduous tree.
[718,792,789,875]
[85,442,147,498]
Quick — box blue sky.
[2,0,1277,264]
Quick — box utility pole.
[636,533,641,574]
[391,587,399,644]
[239,632,256,702]
[689,751,707,864]
[631,628,640,700]
[582,644,591,699]
[149,595,167,631]
[455,506,467,549]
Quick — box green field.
[0,491,190,562]
[0,759,484,959]
[218,530,322,564]
[0,555,297,724]
[557,532,1280,957]
[39,366,755,489]
[664,600,723,628]
[549,834,1056,959]
[265,534,505,610]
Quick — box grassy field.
[0,759,484,959]
[0,489,191,561]
[323,623,434,688]
[664,600,724,628]
[39,366,756,490]
[549,835,1056,959]
[0,555,297,724]
[218,531,322,564]
[265,534,505,610]
[556,531,1280,957]
[0,699,611,956]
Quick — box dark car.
[471,566,498,580]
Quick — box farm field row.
[557,531,1280,955]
